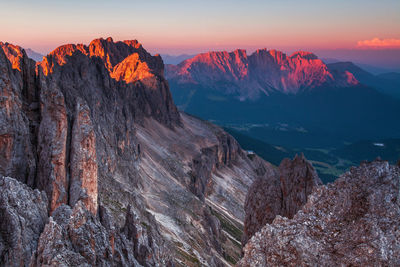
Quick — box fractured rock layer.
[239,161,400,266]
[242,154,321,245]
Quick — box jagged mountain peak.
[0,38,278,265]
[0,42,31,71]
[166,47,356,96]
[290,51,318,60]
[40,37,163,78]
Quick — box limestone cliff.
[0,38,275,266]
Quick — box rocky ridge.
[0,37,181,266]
[239,160,400,266]
[166,49,358,99]
[0,38,277,266]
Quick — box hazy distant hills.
[327,61,400,99]
[25,48,44,61]
[161,53,195,64]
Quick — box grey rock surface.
[0,176,48,267]
[0,43,37,186]
[238,161,400,266]
[36,82,68,214]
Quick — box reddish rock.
[38,37,180,128]
[166,48,358,99]
[111,53,155,83]
[36,83,68,214]
[69,98,98,215]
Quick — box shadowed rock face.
[38,37,180,128]
[242,154,321,245]
[36,83,68,213]
[189,131,241,200]
[279,154,322,219]
[0,38,182,265]
[239,161,400,266]
[0,43,37,186]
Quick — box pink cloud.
[357,38,400,49]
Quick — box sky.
[1,0,399,70]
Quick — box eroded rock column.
[69,98,98,215]
[37,83,68,214]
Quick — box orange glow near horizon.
[0,0,399,63]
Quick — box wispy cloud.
[357,38,400,49]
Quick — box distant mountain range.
[25,48,44,61]
[166,49,359,99]
[161,53,195,65]
[327,61,400,99]
[165,49,400,143]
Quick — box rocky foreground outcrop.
[0,176,47,266]
[0,176,165,267]
[242,154,322,245]
[239,160,400,266]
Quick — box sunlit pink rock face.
[166,48,359,99]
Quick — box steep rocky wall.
[0,38,277,266]
[0,39,180,264]
[0,43,37,186]
[238,161,400,266]
[134,114,275,266]
[36,83,68,213]
[189,131,241,201]
[69,99,98,215]
[0,38,182,215]
[242,154,321,245]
